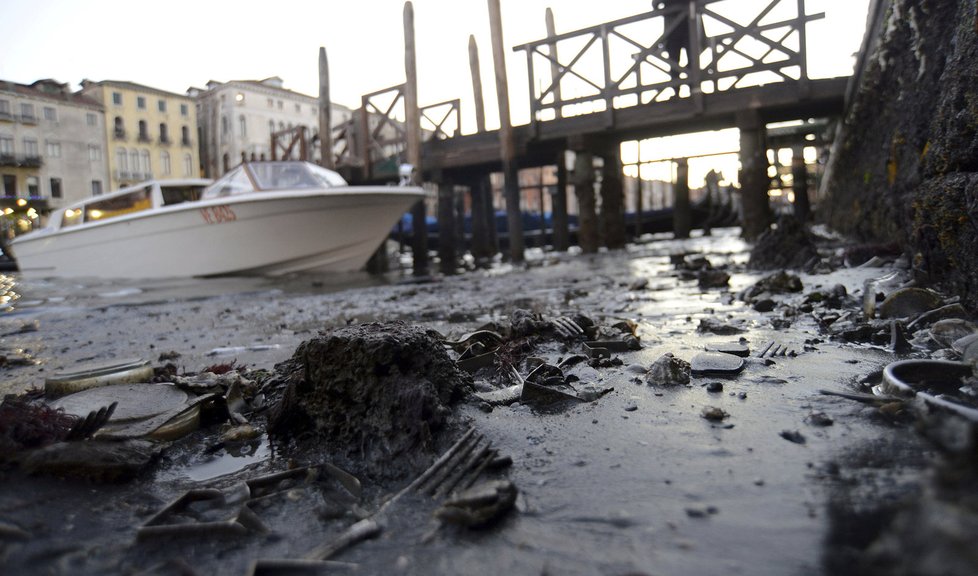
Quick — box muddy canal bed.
[1,229,975,576]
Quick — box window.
[89,144,102,161]
[92,180,103,196]
[85,187,152,222]
[267,98,273,108]
[26,176,39,197]
[295,104,301,113]
[3,174,15,197]
[183,153,193,176]
[20,103,35,122]
[181,125,191,146]
[43,107,57,121]
[140,150,151,175]
[137,96,146,109]
[161,151,171,175]
[158,100,166,112]
[138,120,149,141]
[50,177,62,198]
[130,150,140,176]
[112,92,122,105]
[159,123,169,143]
[0,136,13,155]
[221,116,229,136]
[180,103,189,116]
[0,100,9,117]
[116,147,128,173]
[23,138,38,157]
[86,113,97,126]
[239,115,247,137]
[269,120,275,135]
[277,100,283,110]
[114,117,125,138]
[45,141,61,158]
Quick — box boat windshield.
[201,162,348,199]
[248,162,348,190]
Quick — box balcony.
[114,129,127,140]
[159,136,171,146]
[137,133,152,143]
[181,138,193,147]
[19,115,37,125]
[0,111,13,123]
[0,154,43,168]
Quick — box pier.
[314,0,851,272]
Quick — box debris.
[434,479,518,528]
[22,439,162,482]
[747,217,819,270]
[878,287,943,319]
[44,358,153,398]
[705,342,750,357]
[697,318,746,335]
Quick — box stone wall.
[822,0,978,306]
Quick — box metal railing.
[513,0,823,128]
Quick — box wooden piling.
[573,150,599,253]
[600,146,626,249]
[318,47,334,170]
[488,0,524,263]
[438,178,457,275]
[469,178,491,265]
[545,8,562,119]
[468,35,487,134]
[737,109,771,239]
[553,153,570,251]
[672,158,691,239]
[404,1,428,275]
[791,146,810,221]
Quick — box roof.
[82,80,194,101]
[0,78,103,109]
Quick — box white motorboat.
[9,161,425,279]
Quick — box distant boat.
[9,161,424,279]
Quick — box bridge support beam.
[737,110,771,240]
[601,146,627,249]
[438,178,458,275]
[791,145,811,221]
[673,158,691,239]
[573,151,600,254]
[553,152,570,252]
[469,176,494,267]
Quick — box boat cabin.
[53,179,212,231]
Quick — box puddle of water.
[171,436,272,483]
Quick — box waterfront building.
[189,77,352,178]
[79,80,200,191]
[0,79,107,235]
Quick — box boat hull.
[10,188,422,279]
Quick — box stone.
[645,354,691,386]
[690,352,745,376]
[21,439,161,482]
[701,406,729,421]
[705,342,750,357]
[697,269,730,289]
[697,318,746,335]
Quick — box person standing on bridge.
[655,1,701,84]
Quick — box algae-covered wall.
[822,0,978,306]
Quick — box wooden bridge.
[310,0,854,273]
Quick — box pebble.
[779,430,806,444]
[701,406,729,421]
[705,382,724,393]
[690,351,745,375]
[646,353,691,386]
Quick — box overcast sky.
[1,0,869,136]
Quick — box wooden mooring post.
[404,1,428,275]
[792,145,810,221]
[573,150,599,253]
[318,47,333,170]
[438,178,457,275]
[553,152,570,251]
[488,0,524,263]
[601,146,626,249]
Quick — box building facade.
[80,80,200,191]
[190,77,352,178]
[0,79,107,235]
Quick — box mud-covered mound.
[748,216,819,270]
[271,321,472,478]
